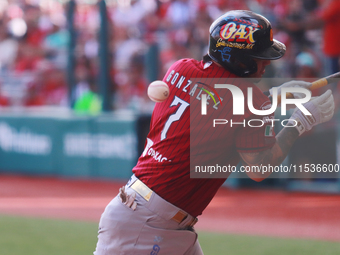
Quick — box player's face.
[249,59,271,80]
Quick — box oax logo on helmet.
[220,21,259,44]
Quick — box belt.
[130,179,198,228]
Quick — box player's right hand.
[289,89,335,135]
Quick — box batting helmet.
[208,10,286,77]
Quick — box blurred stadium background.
[0,0,339,254]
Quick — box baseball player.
[94,10,335,254]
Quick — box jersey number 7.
[161,96,190,141]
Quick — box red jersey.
[320,0,340,56]
[132,58,275,217]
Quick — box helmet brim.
[250,39,286,60]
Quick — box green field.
[1,215,339,255]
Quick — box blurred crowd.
[0,0,338,113]
[0,1,68,108]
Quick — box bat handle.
[310,78,328,90]
[279,79,325,102]
[277,92,294,104]
[274,72,340,104]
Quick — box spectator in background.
[284,0,340,75]
[74,79,102,115]
[295,51,320,78]
[0,21,18,70]
[24,5,46,47]
[41,68,68,106]
[73,55,96,103]
[277,0,312,76]
[317,0,340,74]
[188,5,213,59]
[14,40,44,71]
[43,21,69,68]
[284,0,310,51]
[0,82,9,106]
[113,53,153,112]
[24,81,45,107]
[113,27,147,72]
[165,0,191,28]
[24,66,67,107]
[111,0,156,28]
[14,5,46,72]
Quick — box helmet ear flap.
[208,48,258,77]
[229,54,257,77]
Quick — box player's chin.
[248,75,263,83]
[248,71,266,83]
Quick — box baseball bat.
[309,71,340,90]
[277,71,340,103]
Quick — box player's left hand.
[270,80,312,99]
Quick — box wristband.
[287,118,305,136]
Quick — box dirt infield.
[1,174,340,242]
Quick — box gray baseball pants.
[94,175,203,255]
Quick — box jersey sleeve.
[235,119,276,153]
[235,88,276,153]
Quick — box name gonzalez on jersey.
[165,68,222,111]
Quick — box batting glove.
[270,80,312,99]
[289,89,334,136]
[119,186,137,210]
[270,81,312,110]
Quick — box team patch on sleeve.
[264,125,274,137]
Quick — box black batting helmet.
[208,10,286,77]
